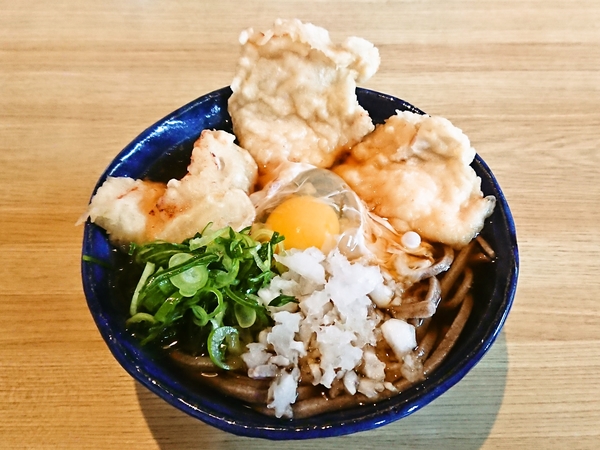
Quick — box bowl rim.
[81,86,519,439]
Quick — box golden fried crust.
[84,130,258,245]
[334,111,496,248]
[228,19,380,184]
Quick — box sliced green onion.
[208,326,239,370]
[158,278,176,295]
[153,292,183,323]
[191,288,226,327]
[213,259,240,288]
[249,246,270,272]
[126,312,156,326]
[141,253,218,295]
[82,255,112,269]
[188,225,227,250]
[248,270,274,285]
[168,253,209,297]
[125,226,298,366]
[191,305,210,327]
[223,286,259,309]
[268,294,299,307]
[133,241,188,266]
[130,261,156,315]
[234,303,257,328]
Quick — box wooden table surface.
[2,1,599,448]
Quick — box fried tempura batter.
[228,19,380,184]
[82,130,258,245]
[334,111,496,248]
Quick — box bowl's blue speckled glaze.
[81,87,519,440]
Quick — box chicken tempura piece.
[228,18,380,185]
[334,111,496,248]
[82,129,258,245]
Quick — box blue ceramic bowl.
[81,87,519,440]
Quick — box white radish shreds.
[361,347,386,382]
[274,248,326,285]
[343,369,359,395]
[316,326,364,388]
[267,311,306,362]
[268,367,301,418]
[380,318,417,360]
[369,282,394,308]
[321,250,382,348]
[242,343,271,368]
[243,247,394,418]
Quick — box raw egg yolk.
[265,195,340,250]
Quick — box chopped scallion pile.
[124,225,290,369]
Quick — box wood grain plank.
[1,0,599,448]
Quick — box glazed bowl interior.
[81,86,519,440]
